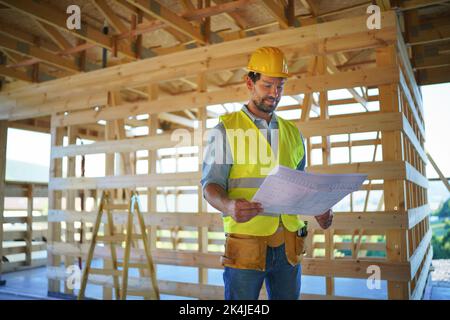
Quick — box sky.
[422,83,450,179]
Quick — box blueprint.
[252,165,367,216]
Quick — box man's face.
[247,74,286,114]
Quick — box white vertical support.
[197,73,209,285]
[25,184,33,266]
[147,84,159,252]
[64,126,77,294]
[48,118,64,294]
[0,120,7,285]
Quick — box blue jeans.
[223,244,302,300]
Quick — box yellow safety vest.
[219,109,305,236]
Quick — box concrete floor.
[424,259,450,300]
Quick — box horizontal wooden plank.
[5,181,48,197]
[49,172,202,190]
[47,209,414,231]
[311,138,381,149]
[307,161,405,180]
[402,114,427,163]
[51,131,196,158]
[4,216,47,224]
[409,228,432,280]
[399,69,425,138]
[301,257,410,281]
[3,229,47,241]
[313,242,386,252]
[411,245,433,300]
[396,26,424,115]
[405,161,429,189]
[48,242,411,280]
[408,204,430,229]
[1,258,47,273]
[301,211,409,230]
[48,210,223,230]
[3,244,46,255]
[298,112,403,138]
[5,93,107,122]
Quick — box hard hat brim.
[247,68,289,78]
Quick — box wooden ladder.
[77,190,160,300]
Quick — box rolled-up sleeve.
[296,130,306,171]
[200,123,232,193]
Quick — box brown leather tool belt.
[220,225,306,271]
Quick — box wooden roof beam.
[375,0,392,11]
[0,33,78,73]
[0,21,59,53]
[35,20,73,51]
[261,0,290,29]
[182,0,255,21]
[397,0,450,11]
[92,0,129,34]
[301,0,318,17]
[0,0,136,59]
[0,50,24,64]
[125,0,205,44]
[0,65,32,82]
[212,0,249,30]
[407,22,450,46]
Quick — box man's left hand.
[315,209,333,229]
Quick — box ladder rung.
[96,234,143,242]
[117,262,151,269]
[105,204,129,210]
[126,290,157,298]
[97,235,126,242]
[90,268,121,276]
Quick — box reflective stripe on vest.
[219,109,305,236]
[228,177,265,189]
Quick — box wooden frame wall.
[1,181,48,273]
[0,11,432,300]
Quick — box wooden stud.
[0,121,7,281]
[48,121,64,293]
[377,45,410,299]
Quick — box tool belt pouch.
[284,229,306,266]
[221,234,266,271]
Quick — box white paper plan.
[252,165,367,216]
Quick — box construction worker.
[201,47,333,300]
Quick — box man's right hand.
[224,199,263,223]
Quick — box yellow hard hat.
[247,47,289,78]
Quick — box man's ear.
[245,75,254,91]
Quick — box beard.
[252,96,279,114]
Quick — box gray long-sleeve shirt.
[200,105,306,193]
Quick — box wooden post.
[103,97,116,299]
[64,126,77,294]
[197,73,209,285]
[48,119,64,294]
[317,55,334,296]
[147,84,159,251]
[377,45,410,299]
[25,184,33,266]
[0,121,7,285]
